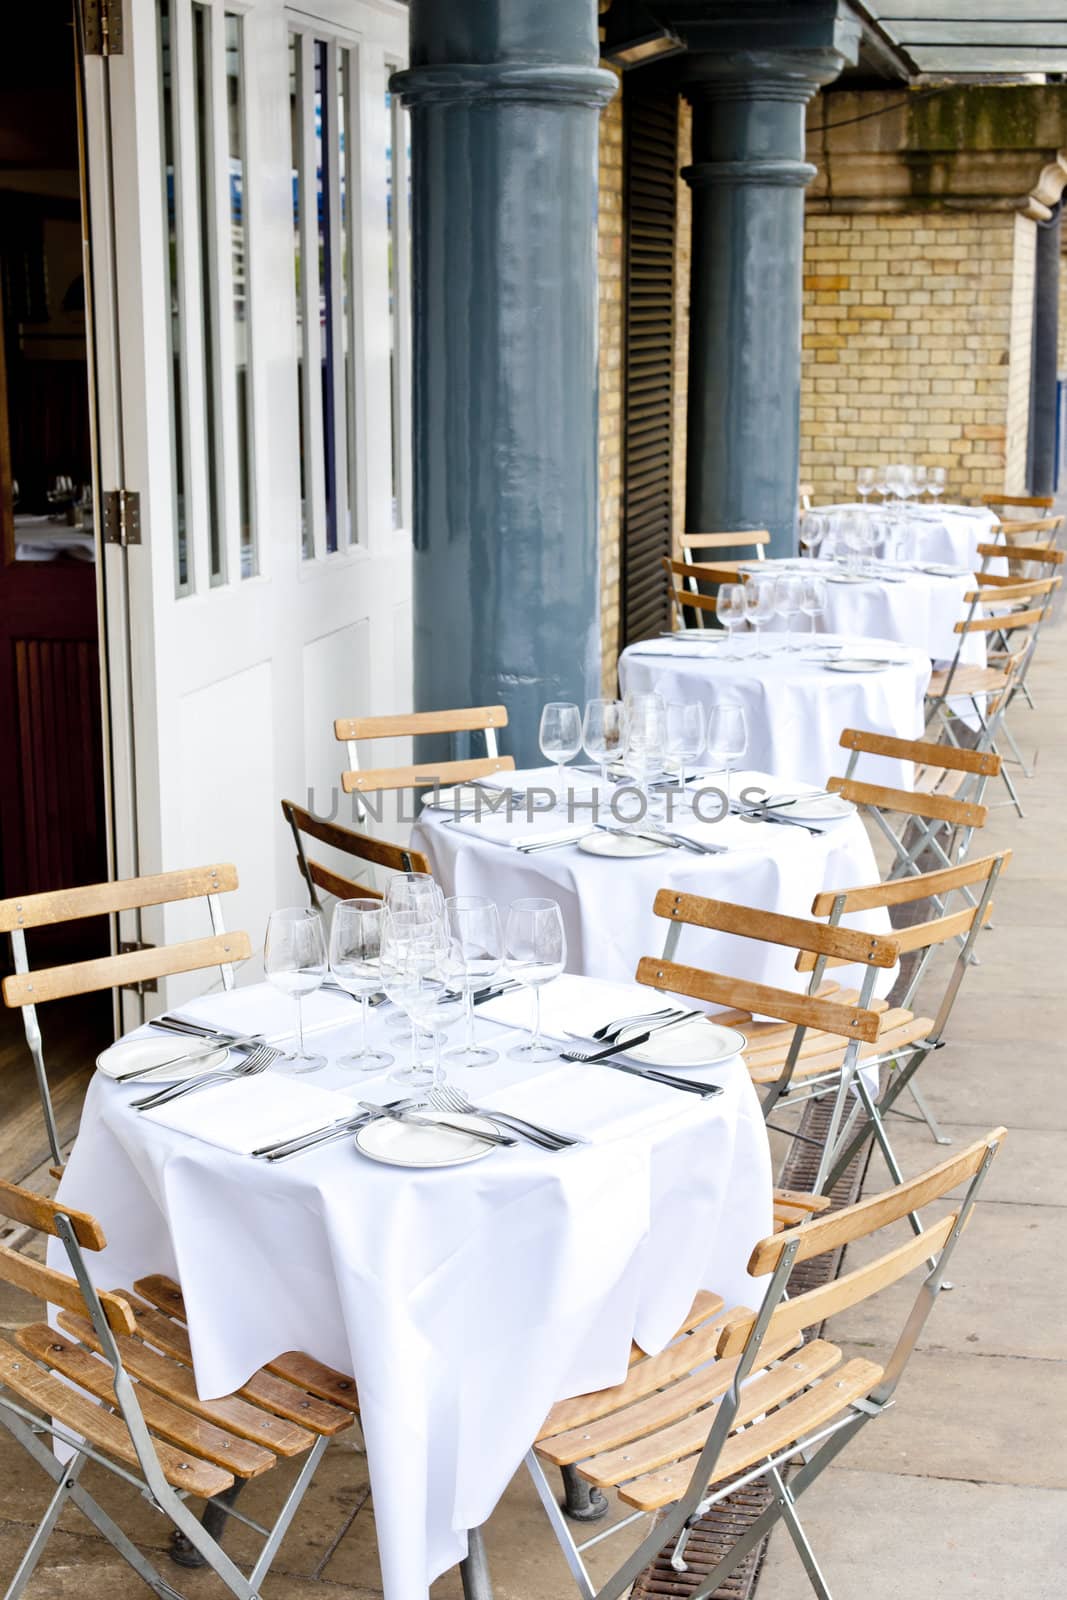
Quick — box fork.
[428,1086,584,1150]
[132,1045,275,1111]
[559,1051,722,1100]
[591,1006,680,1042]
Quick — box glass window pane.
[290,34,310,557]
[193,2,224,583]
[339,50,357,548]
[225,13,255,578]
[158,0,189,591]
[316,40,338,554]
[386,85,409,531]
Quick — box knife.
[356,1102,517,1148]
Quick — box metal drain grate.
[630,1093,872,1600]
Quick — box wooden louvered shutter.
[620,85,678,648]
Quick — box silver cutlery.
[436,979,521,1006]
[559,1049,722,1100]
[515,833,595,855]
[560,1011,703,1068]
[253,1096,426,1159]
[427,1086,584,1150]
[114,1039,240,1083]
[133,1045,274,1111]
[321,979,387,1007]
[731,803,820,834]
[591,1005,681,1042]
[356,1101,517,1148]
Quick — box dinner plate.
[765,793,855,823]
[626,1018,746,1069]
[823,658,893,674]
[96,1035,230,1084]
[578,830,670,858]
[355,1110,499,1168]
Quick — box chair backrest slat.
[334,704,508,742]
[977,541,1063,567]
[281,801,430,905]
[2,931,252,1008]
[0,1176,106,1249]
[680,530,769,553]
[963,578,1058,605]
[0,864,239,934]
[980,492,1053,510]
[956,603,1048,634]
[809,850,1007,917]
[340,755,515,797]
[827,775,985,827]
[651,889,898,966]
[0,1241,135,1335]
[635,956,884,1043]
[837,727,999,775]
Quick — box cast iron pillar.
[392,4,616,763]
[1028,202,1061,497]
[650,4,859,558]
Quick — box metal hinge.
[102,488,141,547]
[83,0,124,55]
[118,941,157,995]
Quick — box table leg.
[561,1464,609,1522]
[460,1525,495,1600]
[169,1480,245,1567]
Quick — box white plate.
[626,1018,746,1068]
[823,658,893,674]
[764,793,856,823]
[96,1035,230,1084]
[578,830,670,859]
[355,1110,499,1168]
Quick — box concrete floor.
[0,629,1063,1598]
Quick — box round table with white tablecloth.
[816,502,1000,572]
[412,760,894,996]
[618,633,929,790]
[54,976,772,1600]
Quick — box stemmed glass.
[665,702,705,796]
[742,578,776,658]
[622,693,667,819]
[504,899,566,1064]
[928,466,945,502]
[444,895,503,1068]
[800,574,827,647]
[264,907,328,1074]
[911,465,928,501]
[582,698,626,788]
[717,583,746,657]
[706,704,747,805]
[539,703,583,803]
[773,575,804,651]
[329,899,394,1073]
[379,909,442,1087]
[800,513,826,561]
[873,464,891,504]
[856,467,875,505]
[384,873,444,1036]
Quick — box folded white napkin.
[627,638,724,658]
[445,815,595,850]
[476,1061,709,1144]
[158,982,354,1045]
[140,1075,360,1155]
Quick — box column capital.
[646,0,861,63]
[391,61,618,112]
[680,48,851,106]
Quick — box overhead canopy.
[864,1,1067,78]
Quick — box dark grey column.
[1028,203,1061,497]
[649,6,859,559]
[391,4,616,764]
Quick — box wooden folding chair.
[827,729,999,891]
[281,799,430,912]
[0,866,251,1171]
[527,1129,1005,1600]
[0,1177,359,1600]
[334,705,514,811]
[979,491,1054,517]
[796,850,1009,1194]
[662,556,743,632]
[972,541,1064,727]
[679,530,769,565]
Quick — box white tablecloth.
[819,503,999,571]
[55,980,772,1600]
[413,763,893,996]
[617,637,928,791]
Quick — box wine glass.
[329,899,394,1073]
[742,578,776,658]
[621,693,667,817]
[665,701,705,795]
[539,702,582,803]
[928,466,945,502]
[379,909,439,1087]
[264,907,328,1073]
[873,463,891,504]
[444,896,503,1068]
[856,467,875,505]
[800,574,827,647]
[386,872,443,919]
[717,583,746,658]
[911,464,928,501]
[800,513,826,561]
[504,899,566,1063]
[848,515,876,577]
[773,575,804,652]
[706,704,747,805]
[582,698,626,788]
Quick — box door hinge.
[118,941,158,995]
[102,489,141,547]
[83,0,124,55]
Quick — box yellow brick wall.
[598,74,624,694]
[799,211,1037,506]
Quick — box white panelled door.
[84,0,412,1014]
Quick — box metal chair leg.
[460,1525,495,1600]
[561,1463,610,1522]
[170,1478,246,1567]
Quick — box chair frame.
[662,556,744,631]
[524,1130,1004,1600]
[0,866,250,1169]
[334,705,512,812]
[281,799,429,912]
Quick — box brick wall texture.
[598,75,624,694]
[799,210,1038,505]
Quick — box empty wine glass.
[873,464,891,503]
[847,515,876,577]
[582,698,626,788]
[928,466,946,502]
[504,898,566,1063]
[800,513,827,561]
[742,578,777,657]
[856,467,875,505]
[444,895,503,1068]
[911,465,928,500]
[665,701,705,794]
[717,583,746,657]
[329,899,394,1073]
[379,909,440,1087]
[264,907,328,1073]
[706,704,747,804]
[539,702,582,803]
[773,574,804,651]
[386,872,443,919]
[800,574,827,646]
[622,692,667,814]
